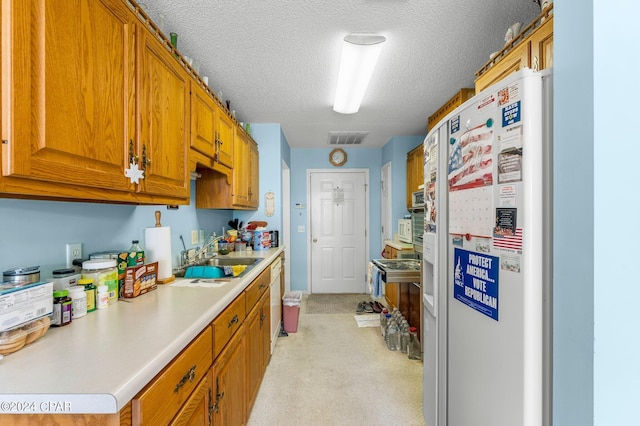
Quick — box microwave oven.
[398,219,412,243]
[411,190,424,209]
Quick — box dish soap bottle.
[127,240,145,267]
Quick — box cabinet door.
[138,28,189,198]
[212,327,246,426]
[215,105,234,168]
[170,370,212,426]
[232,130,250,206]
[2,0,134,192]
[191,82,216,159]
[248,140,259,208]
[475,41,529,93]
[530,17,554,72]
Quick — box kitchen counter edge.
[0,247,284,415]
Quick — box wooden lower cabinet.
[212,327,246,426]
[245,290,271,413]
[170,370,213,426]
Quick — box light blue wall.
[592,0,639,424]
[0,185,232,278]
[289,147,382,291]
[382,136,424,223]
[555,1,640,424]
[553,1,594,424]
[233,123,290,239]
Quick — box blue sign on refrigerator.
[453,248,499,320]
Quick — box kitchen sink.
[174,257,263,278]
[205,257,263,267]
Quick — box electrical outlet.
[191,230,199,245]
[66,243,83,268]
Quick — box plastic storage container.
[82,259,118,305]
[49,268,81,291]
[282,290,302,333]
[0,316,51,356]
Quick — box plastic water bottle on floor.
[400,320,410,354]
[380,308,389,337]
[408,327,421,360]
[385,317,400,351]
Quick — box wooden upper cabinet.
[2,0,134,192]
[475,8,553,93]
[406,145,423,209]
[190,82,217,160]
[248,139,259,208]
[215,104,234,168]
[137,27,189,199]
[232,129,250,207]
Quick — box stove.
[372,258,421,283]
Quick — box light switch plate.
[191,230,199,245]
[298,225,305,232]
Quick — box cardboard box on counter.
[0,281,53,332]
[122,262,158,298]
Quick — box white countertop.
[0,247,283,415]
[384,239,415,251]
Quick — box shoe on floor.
[373,301,386,312]
[363,301,374,313]
[356,301,365,314]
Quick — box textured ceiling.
[139,0,540,148]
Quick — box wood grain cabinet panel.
[132,326,213,426]
[2,0,135,192]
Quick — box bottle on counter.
[97,285,109,310]
[77,278,97,313]
[51,290,72,327]
[408,327,421,360]
[127,240,145,267]
[68,286,87,319]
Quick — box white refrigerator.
[422,68,553,426]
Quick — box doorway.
[308,170,369,294]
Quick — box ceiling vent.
[328,131,369,145]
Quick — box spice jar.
[82,259,118,305]
[77,278,97,313]
[51,290,72,327]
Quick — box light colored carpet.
[304,293,384,314]
[248,294,425,426]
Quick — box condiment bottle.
[77,278,97,313]
[51,290,72,326]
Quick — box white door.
[309,170,367,294]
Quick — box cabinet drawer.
[244,264,271,312]
[133,326,213,426]
[213,293,246,358]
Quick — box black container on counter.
[270,230,279,247]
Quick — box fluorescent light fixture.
[333,34,386,114]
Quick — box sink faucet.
[180,233,224,268]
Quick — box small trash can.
[282,291,302,333]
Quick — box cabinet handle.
[208,388,216,420]
[258,282,266,290]
[227,314,238,328]
[128,140,138,164]
[174,364,196,393]
[142,144,151,171]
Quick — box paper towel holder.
[155,210,162,227]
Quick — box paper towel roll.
[145,226,173,282]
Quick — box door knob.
[312,238,317,243]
